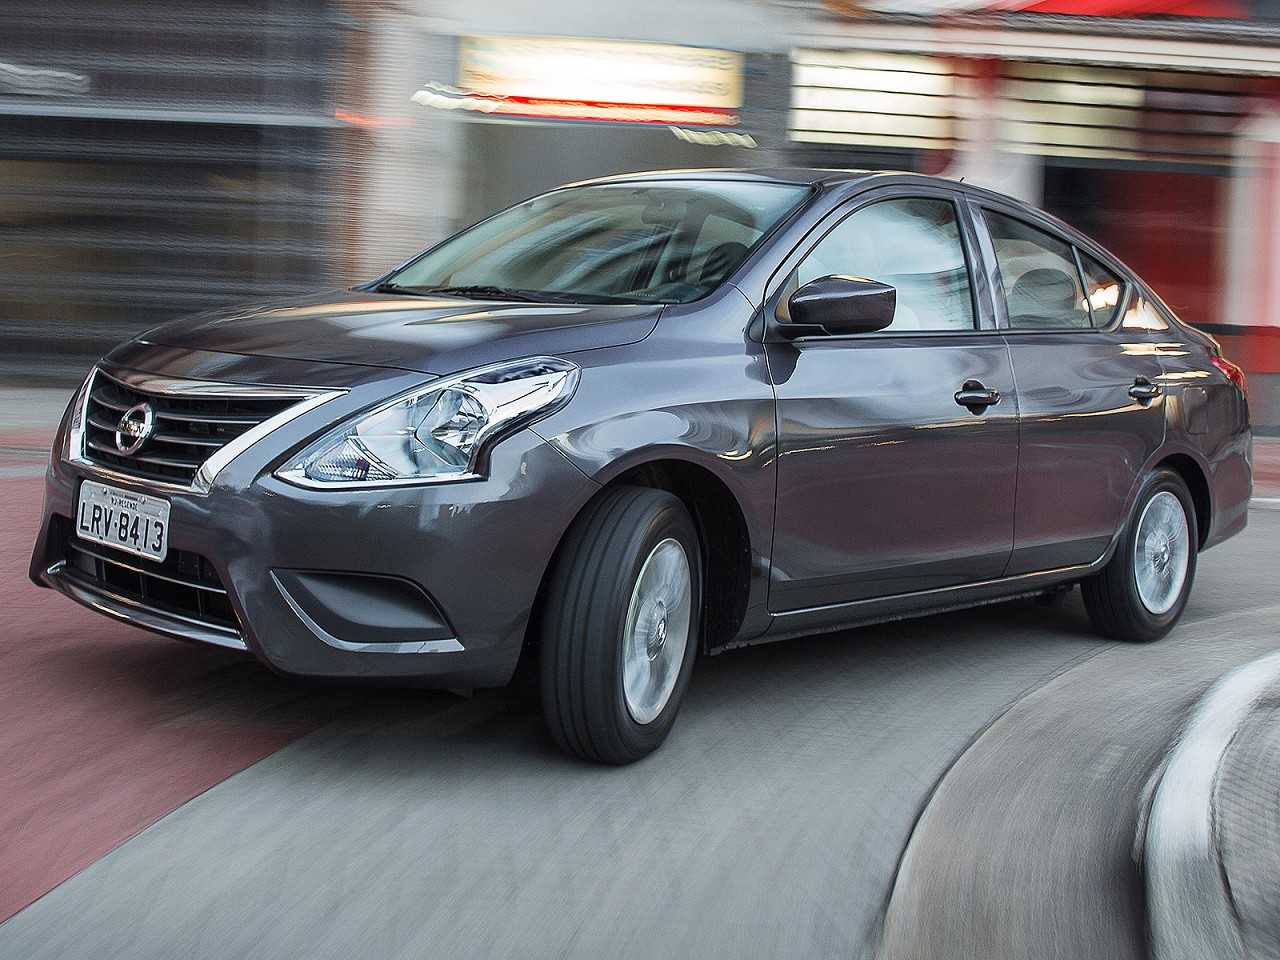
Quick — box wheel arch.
[1153,451,1212,549]
[522,450,759,666]
[1098,444,1214,573]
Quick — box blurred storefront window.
[791,0,1280,425]
[3,0,1277,428]
[0,0,345,379]
[408,25,782,236]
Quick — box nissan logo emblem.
[115,402,155,456]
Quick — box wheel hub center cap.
[647,606,668,661]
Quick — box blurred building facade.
[785,0,1280,427]
[1,0,348,377]
[3,0,1279,424]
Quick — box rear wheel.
[1082,468,1197,643]
[539,486,701,764]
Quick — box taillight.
[1212,355,1247,396]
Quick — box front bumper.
[30,361,599,688]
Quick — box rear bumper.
[1203,427,1252,552]
[31,424,598,688]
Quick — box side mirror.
[781,275,896,337]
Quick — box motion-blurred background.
[3,0,1278,424]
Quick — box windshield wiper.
[373,281,537,301]
[375,281,625,304]
[417,284,550,303]
[373,281,431,296]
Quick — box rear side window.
[792,197,975,333]
[984,211,1090,330]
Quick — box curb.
[1143,648,1280,960]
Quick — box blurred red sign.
[453,36,743,127]
[987,0,1245,15]
[824,0,1246,16]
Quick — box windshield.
[383,181,812,304]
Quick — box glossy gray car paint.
[141,290,664,375]
[29,169,1252,686]
[760,183,1019,609]
[767,332,1020,609]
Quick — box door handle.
[1129,377,1162,402]
[954,380,1001,410]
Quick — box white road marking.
[1144,649,1280,960]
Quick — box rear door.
[766,186,1019,611]
[970,200,1166,574]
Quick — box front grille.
[82,369,302,487]
[53,516,240,635]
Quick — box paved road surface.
[878,553,1280,960]
[3,392,1278,956]
[4,431,1278,960]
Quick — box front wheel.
[1082,468,1198,643]
[539,486,702,764]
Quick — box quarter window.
[1120,296,1169,331]
[1079,252,1125,327]
[790,197,976,333]
[984,211,1091,330]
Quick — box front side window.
[984,210,1091,330]
[789,197,976,333]
[385,181,811,304]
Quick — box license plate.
[76,480,171,562]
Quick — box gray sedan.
[30,169,1252,762]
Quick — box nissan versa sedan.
[31,170,1252,763]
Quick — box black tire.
[1082,468,1198,643]
[539,486,702,764]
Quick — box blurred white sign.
[456,36,743,127]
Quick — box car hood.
[138,289,663,375]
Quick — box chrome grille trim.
[70,366,344,495]
[85,436,205,469]
[66,540,230,596]
[47,561,248,652]
[48,516,246,649]
[151,433,224,448]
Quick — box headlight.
[275,356,579,488]
[62,367,95,464]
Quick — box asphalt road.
[878,530,1280,960]
[3,465,1278,960]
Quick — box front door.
[766,192,1019,612]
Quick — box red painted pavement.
[0,474,347,922]
[0,429,55,452]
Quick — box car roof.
[564,167,1034,208]
[565,167,892,188]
